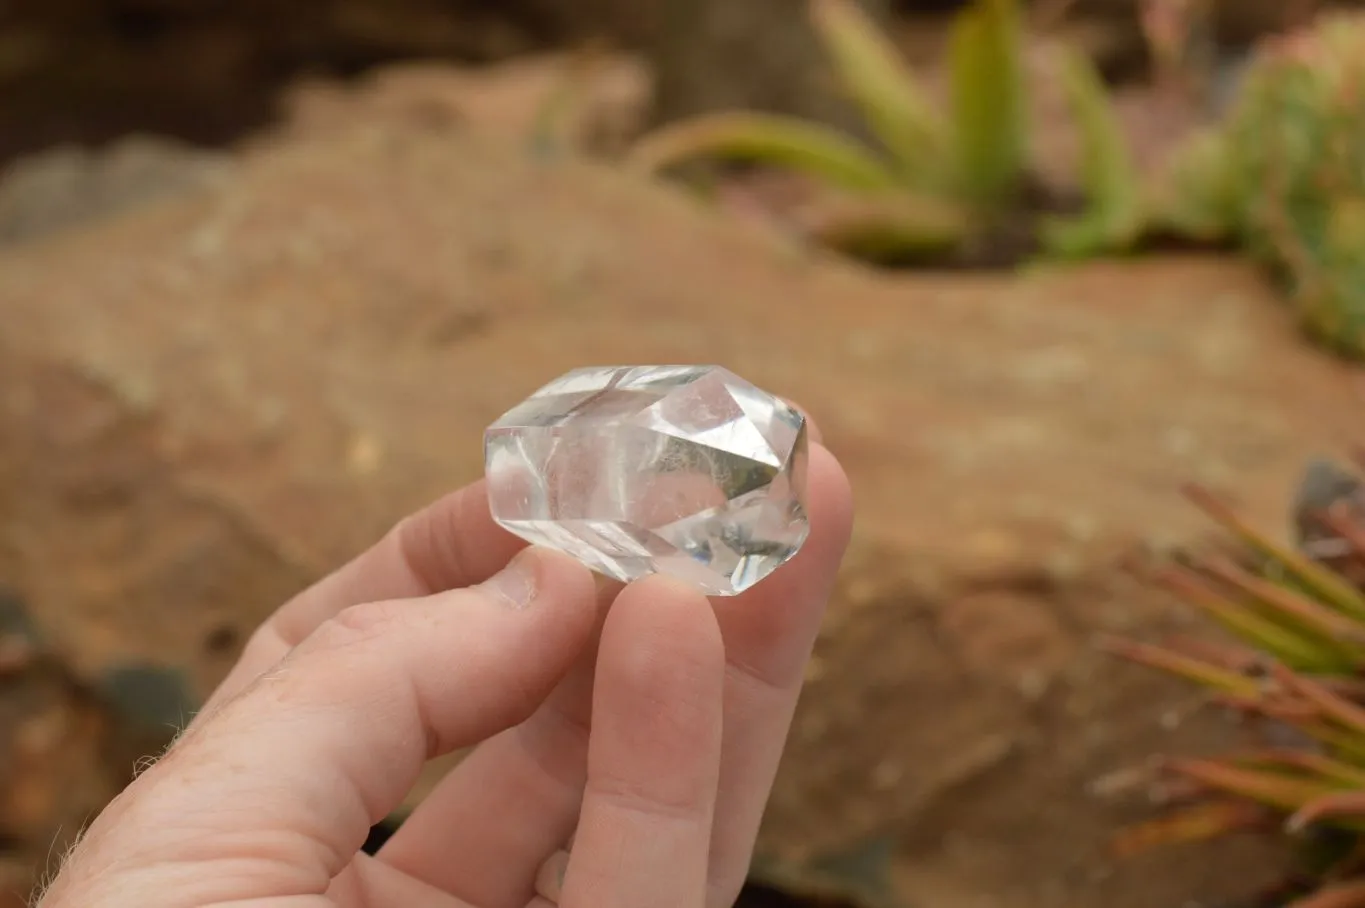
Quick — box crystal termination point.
[484,365,810,596]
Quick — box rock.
[267,54,648,157]
[0,593,150,898]
[0,57,647,255]
[1,115,1361,907]
[0,136,234,248]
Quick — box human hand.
[37,436,853,908]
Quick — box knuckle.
[390,495,471,592]
[390,512,440,590]
[590,774,706,823]
[312,599,407,651]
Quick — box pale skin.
[36,427,854,908]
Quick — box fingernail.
[535,849,570,902]
[480,548,540,608]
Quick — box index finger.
[209,400,823,716]
[205,479,526,712]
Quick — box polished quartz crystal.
[484,365,809,596]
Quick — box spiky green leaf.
[805,191,972,262]
[1039,45,1142,257]
[810,0,947,183]
[1097,636,1262,697]
[1157,567,1347,672]
[948,0,1027,207]
[1168,759,1344,814]
[1112,801,1273,857]
[1185,485,1365,623]
[627,111,902,193]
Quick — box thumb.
[41,547,599,907]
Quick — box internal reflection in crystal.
[484,365,809,596]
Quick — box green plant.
[1150,12,1365,361]
[1039,44,1143,258]
[625,0,1136,263]
[947,0,1027,207]
[1107,459,1365,908]
[1143,126,1240,244]
[1229,14,1365,362]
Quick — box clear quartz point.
[484,365,810,596]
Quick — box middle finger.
[379,442,854,908]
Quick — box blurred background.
[3,1,1365,906]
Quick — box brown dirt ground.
[2,59,1365,908]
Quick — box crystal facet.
[483,365,809,596]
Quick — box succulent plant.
[626,0,1137,264]
[1151,13,1365,361]
[1144,126,1240,244]
[1228,14,1365,361]
[1108,454,1365,908]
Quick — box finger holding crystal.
[380,366,842,908]
[203,479,526,715]
[382,446,852,908]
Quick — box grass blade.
[1234,750,1365,788]
[1185,484,1365,623]
[1167,759,1342,813]
[810,0,947,181]
[1291,791,1365,834]
[1302,724,1365,766]
[627,111,902,192]
[1111,801,1273,857]
[1274,666,1365,737]
[1212,693,1320,725]
[1158,635,1270,674]
[1156,566,1342,671]
[1096,636,1261,696]
[1199,557,1365,661]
